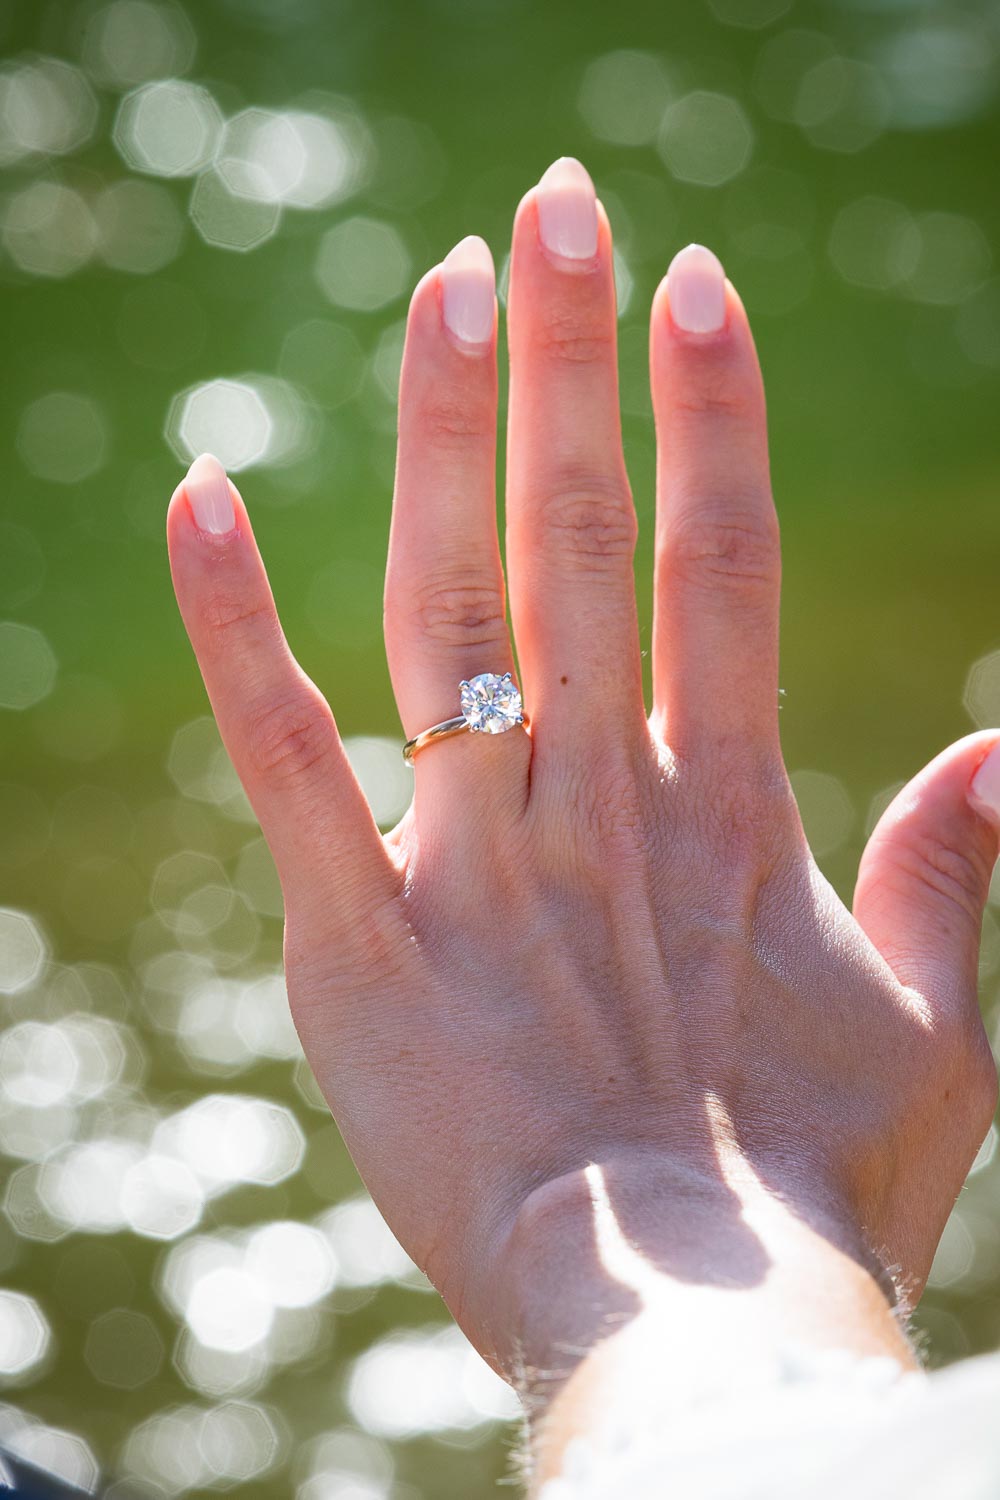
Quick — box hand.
[167,157,999,1392]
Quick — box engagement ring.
[402,672,528,764]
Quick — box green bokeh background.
[3,0,1000,1494]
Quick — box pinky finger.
[166,454,398,926]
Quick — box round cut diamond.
[459,672,523,734]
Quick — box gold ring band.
[403,717,470,764]
[402,672,528,764]
[403,710,531,765]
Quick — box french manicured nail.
[440,235,495,348]
[536,156,598,261]
[185,452,236,535]
[969,741,1000,826]
[667,244,727,335]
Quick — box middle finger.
[505,157,646,767]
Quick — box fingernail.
[666,244,727,335]
[536,156,598,262]
[440,235,495,348]
[185,453,236,535]
[969,741,1000,826]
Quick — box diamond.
[459,672,523,734]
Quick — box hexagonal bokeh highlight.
[94,178,185,275]
[342,736,413,829]
[964,649,1000,729]
[37,1138,143,1234]
[172,1325,271,1399]
[234,839,284,920]
[282,109,361,208]
[17,392,106,483]
[789,769,855,858]
[828,196,920,293]
[122,1401,280,1491]
[794,57,889,155]
[0,1289,51,1377]
[877,18,995,132]
[244,1221,336,1309]
[114,79,222,178]
[346,1325,518,1439]
[0,907,48,992]
[4,1162,68,1243]
[4,1423,99,1493]
[903,211,991,307]
[167,714,252,818]
[199,1401,281,1485]
[315,215,410,311]
[120,1153,205,1239]
[2,182,97,278]
[189,168,281,251]
[166,378,271,471]
[83,0,196,87]
[577,50,672,147]
[152,848,232,938]
[216,107,308,204]
[166,375,311,473]
[153,1094,305,1194]
[298,1428,394,1500]
[0,624,57,710]
[0,1021,79,1107]
[185,1265,275,1352]
[316,1193,417,1289]
[866,779,906,837]
[85,1308,164,1388]
[657,90,753,186]
[0,56,98,165]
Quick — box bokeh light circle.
[315,216,411,311]
[2,182,98,278]
[83,0,197,87]
[114,79,223,178]
[657,91,753,187]
[0,623,57,711]
[0,1290,51,1377]
[577,50,672,146]
[17,393,107,483]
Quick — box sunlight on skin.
[585,1162,664,1302]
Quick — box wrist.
[482,1148,914,1396]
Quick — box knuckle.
[580,759,645,850]
[201,587,277,646]
[535,307,615,366]
[671,368,753,422]
[667,513,779,592]
[421,391,492,448]
[245,691,337,784]
[889,831,991,927]
[405,571,507,649]
[710,782,791,886]
[679,751,799,902]
[535,478,637,565]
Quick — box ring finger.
[384,235,530,813]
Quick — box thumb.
[854,731,1000,1015]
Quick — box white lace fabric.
[539,1346,1000,1499]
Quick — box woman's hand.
[167,157,999,1398]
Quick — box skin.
[167,158,1000,1490]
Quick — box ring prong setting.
[403,670,527,762]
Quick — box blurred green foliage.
[2,0,1000,1494]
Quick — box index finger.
[167,454,398,925]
